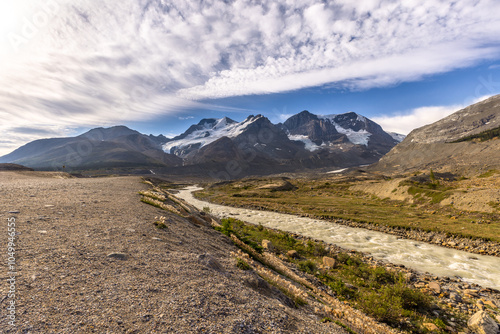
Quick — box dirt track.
[0,172,345,333]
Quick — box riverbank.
[172,186,500,334]
[206,202,500,258]
[193,176,500,258]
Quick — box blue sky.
[130,61,500,137]
[1,0,500,155]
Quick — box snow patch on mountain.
[162,116,260,154]
[388,132,406,143]
[288,135,321,152]
[319,114,371,146]
[335,127,371,146]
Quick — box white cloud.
[1,0,500,154]
[372,105,462,135]
[372,95,494,135]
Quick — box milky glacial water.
[177,187,500,289]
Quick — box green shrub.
[215,219,234,236]
[153,221,167,229]
[328,279,357,300]
[236,258,251,270]
[297,260,316,274]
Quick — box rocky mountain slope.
[373,95,500,175]
[162,111,401,177]
[0,126,181,170]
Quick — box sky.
[1,0,500,155]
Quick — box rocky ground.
[0,171,348,333]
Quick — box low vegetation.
[450,126,500,143]
[217,217,462,333]
[196,174,500,243]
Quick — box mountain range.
[0,110,402,176]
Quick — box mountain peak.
[79,125,141,141]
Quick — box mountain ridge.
[1,111,403,176]
[372,94,500,174]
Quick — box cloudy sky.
[1,0,500,155]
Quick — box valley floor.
[0,172,346,333]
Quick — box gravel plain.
[0,171,347,333]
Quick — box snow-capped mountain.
[0,110,401,177]
[159,110,400,177]
[163,116,260,157]
[279,110,398,153]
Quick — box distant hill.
[372,95,500,175]
[0,163,34,171]
[0,126,181,170]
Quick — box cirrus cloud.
[1,0,500,155]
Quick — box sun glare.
[0,3,27,36]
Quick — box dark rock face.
[282,110,345,145]
[372,94,500,174]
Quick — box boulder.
[286,250,299,259]
[423,323,439,331]
[322,256,336,269]
[198,253,224,272]
[467,311,499,334]
[262,240,274,252]
[428,282,441,294]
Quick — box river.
[177,186,500,289]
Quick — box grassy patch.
[236,258,251,270]
[478,169,499,178]
[213,217,450,333]
[333,320,357,334]
[196,176,500,243]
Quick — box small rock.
[107,252,127,260]
[198,253,224,272]
[38,230,47,234]
[423,323,439,331]
[152,237,162,241]
[8,210,20,214]
[464,289,480,297]
[322,256,336,269]
[262,240,274,251]
[483,300,497,309]
[450,292,462,302]
[286,250,299,259]
[429,282,441,294]
[467,310,498,334]
[405,272,415,281]
[44,205,55,208]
